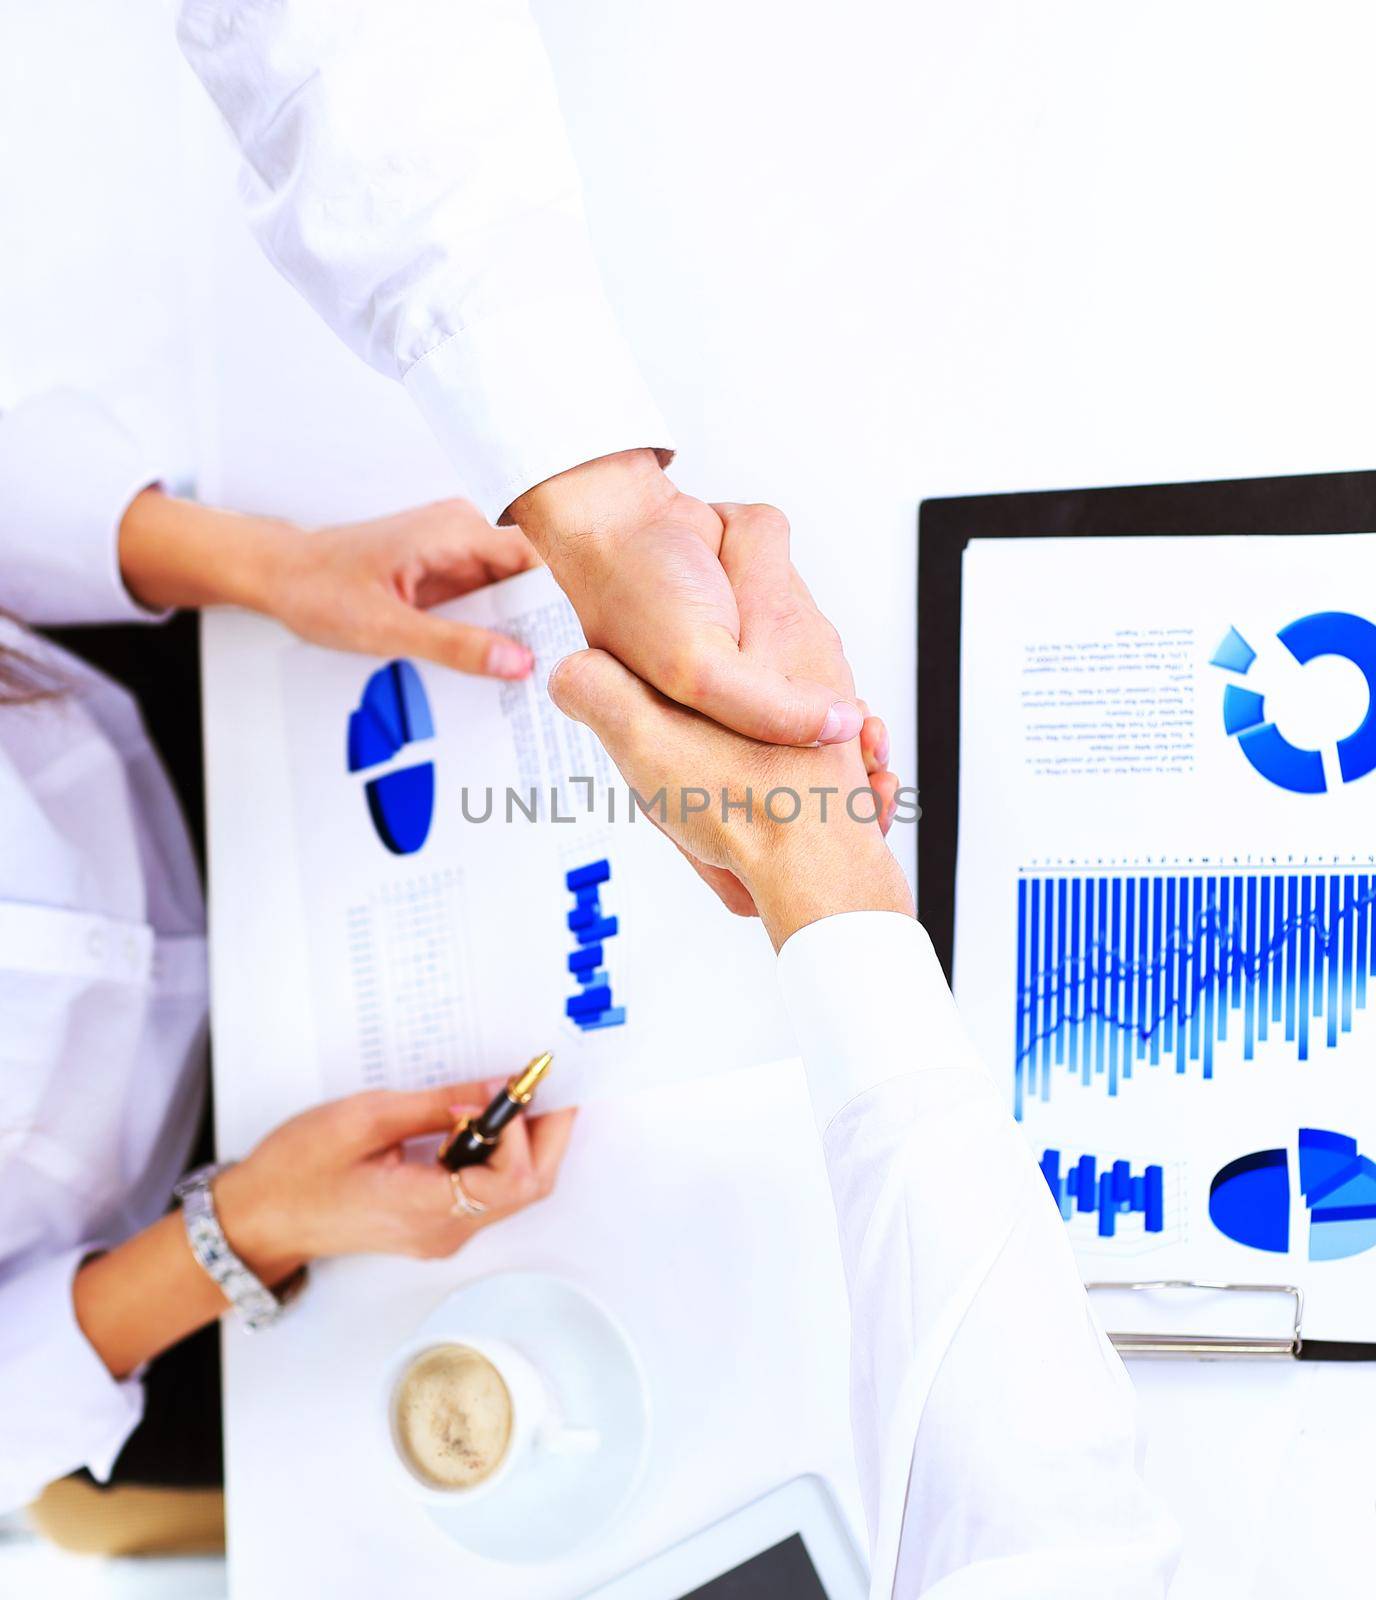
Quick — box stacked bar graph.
[1040,1149,1165,1240]
[565,859,625,1031]
[1015,868,1376,1117]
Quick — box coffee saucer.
[407,1271,652,1563]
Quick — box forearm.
[72,1174,305,1381]
[508,448,675,555]
[117,487,296,615]
[744,826,914,953]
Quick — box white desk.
[203,612,862,1600]
[205,606,1376,1600]
[214,1061,860,1599]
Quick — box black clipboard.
[916,468,1376,1361]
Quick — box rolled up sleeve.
[0,390,166,626]
[0,1247,145,1511]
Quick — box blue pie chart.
[346,660,436,854]
[1209,1128,1376,1261]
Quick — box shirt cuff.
[0,1248,146,1511]
[0,390,167,626]
[776,912,990,1130]
[403,291,675,524]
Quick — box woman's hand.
[264,501,539,678]
[118,489,540,679]
[215,1082,578,1281]
[74,1082,575,1381]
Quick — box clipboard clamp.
[1086,1279,1303,1359]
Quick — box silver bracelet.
[172,1162,304,1333]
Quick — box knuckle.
[666,642,718,708]
[344,1091,384,1135]
[743,503,790,541]
[749,693,811,746]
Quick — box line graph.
[1014,867,1376,1116]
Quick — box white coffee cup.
[382,1334,599,1505]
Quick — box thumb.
[684,645,862,747]
[397,605,533,680]
[547,648,668,755]
[347,1084,473,1153]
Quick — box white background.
[7,0,1376,1594]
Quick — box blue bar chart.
[1014,868,1376,1117]
[565,859,626,1030]
[1039,1148,1166,1239]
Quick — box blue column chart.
[346,660,436,855]
[1039,1149,1166,1240]
[1014,865,1376,1118]
[565,859,626,1031]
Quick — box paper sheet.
[280,567,788,1110]
[953,534,1376,1341]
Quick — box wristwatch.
[173,1162,305,1333]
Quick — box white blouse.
[0,390,209,1510]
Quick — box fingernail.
[487,639,533,679]
[546,654,575,700]
[818,701,863,744]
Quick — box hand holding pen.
[207,1074,577,1287]
[440,1054,571,1221]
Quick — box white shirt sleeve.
[0,1248,146,1508]
[776,912,1181,1598]
[0,391,166,627]
[177,0,674,523]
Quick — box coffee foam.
[394,1344,514,1489]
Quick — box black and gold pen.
[437,1052,553,1171]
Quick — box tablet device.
[582,1475,867,1599]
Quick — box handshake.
[513,449,916,951]
[122,441,916,949]
[108,444,913,1300]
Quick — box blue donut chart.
[1278,612,1376,786]
[1211,610,1376,794]
[346,660,436,855]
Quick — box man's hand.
[550,647,912,949]
[547,505,913,950]
[510,450,865,746]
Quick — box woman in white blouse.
[0,388,578,1515]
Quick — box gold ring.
[449,1170,488,1218]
